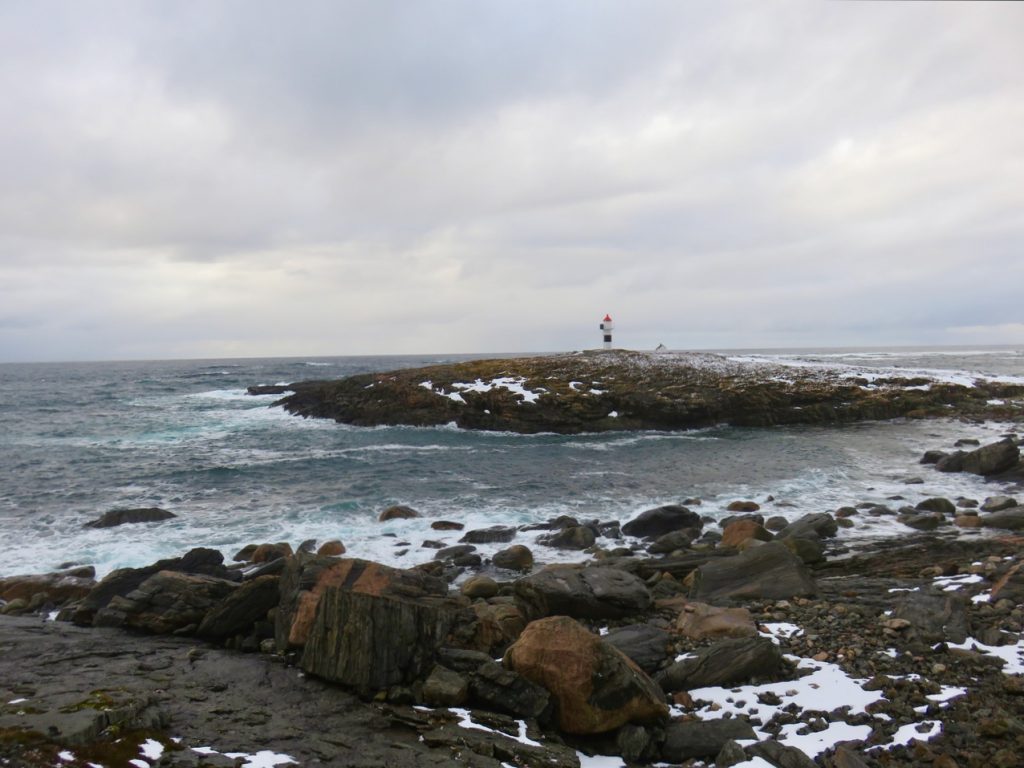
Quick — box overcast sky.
[1,1,1022,362]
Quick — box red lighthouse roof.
[603,314,612,322]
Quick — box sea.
[1,346,1023,579]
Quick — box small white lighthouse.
[599,314,614,349]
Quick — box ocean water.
[1,347,1022,578]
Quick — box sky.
[0,0,1022,362]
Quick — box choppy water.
[1,347,1022,577]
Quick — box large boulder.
[689,542,817,603]
[981,506,1024,531]
[72,547,230,626]
[514,565,651,620]
[962,439,1020,475]
[83,507,177,528]
[622,505,702,539]
[656,636,784,692]
[503,616,669,735]
[538,526,596,550]
[197,575,280,639]
[274,555,449,651]
[93,570,238,634]
[460,526,517,544]
[301,586,458,697]
[492,545,534,572]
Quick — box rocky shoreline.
[3,435,1024,768]
[262,350,1024,433]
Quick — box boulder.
[514,565,651,620]
[492,545,534,572]
[990,563,1024,603]
[674,601,757,640]
[379,504,419,521]
[602,624,673,674]
[622,505,702,539]
[962,439,1020,475]
[539,525,596,550]
[83,507,177,529]
[197,575,280,639]
[915,497,956,514]
[72,547,230,626]
[316,539,346,557]
[233,544,259,562]
[891,590,969,644]
[434,544,477,561]
[901,513,945,531]
[720,519,773,548]
[690,542,817,603]
[779,534,825,564]
[776,513,838,540]
[465,601,528,655]
[94,570,238,634]
[765,515,789,531]
[748,740,819,768]
[431,520,464,531]
[422,664,469,707]
[726,501,760,513]
[935,451,967,473]
[656,636,784,692]
[646,530,695,554]
[461,575,499,599]
[274,556,449,651]
[920,450,946,464]
[982,496,1019,512]
[300,587,458,696]
[503,616,669,735]
[469,660,550,719]
[251,542,293,563]
[661,719,758,761]
[982,506,1024,531]
[460,526,517,544]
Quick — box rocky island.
[266,351,1024,433]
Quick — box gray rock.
[492,545,534,572]
[901,513,945,531]
[622,505,702,538]
[602,624,673,674]
[690,542,818,603]
[660,718,758,761]
[747,740,819,767]
[776,512,838,540]
[83,507,177,529]
[920,450,947,465]
[982,495,1019,512]
[982,506,1024,531]
[422,664,469,707]
[197,574,279,639]
[646,530,694,554]
[435,544,478,561]
[94,571,238,635]
[915,497,956,514]
[935,451,967,472]
[891,590,969,644]
[514,565,651,620]
[460,526,517,544]
[656,635,783,692]
[539,525,596,550]
[470,660,550,719]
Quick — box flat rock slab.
[690,542,818,603]
[0,616,560,766]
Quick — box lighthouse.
[599,314,613,349]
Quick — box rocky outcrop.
[0,570,95,609]
[503,616,669,734]
[934,438,1021,475]
[83,507,177,528]
[514,565,651,620]
[93,570,238,634]
[268,351,1024,434]
[602,624,673,674]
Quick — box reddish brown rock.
[252,542,293,564]
[431,520,464,531]
[727,500,760,512]
[720,519,773,548]
[316,539,346,557]
[503,616,668,735]
[674,600,757,640]
[380,505,420,521]
[0,572,95,605]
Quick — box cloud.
[0,0,1022,360]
